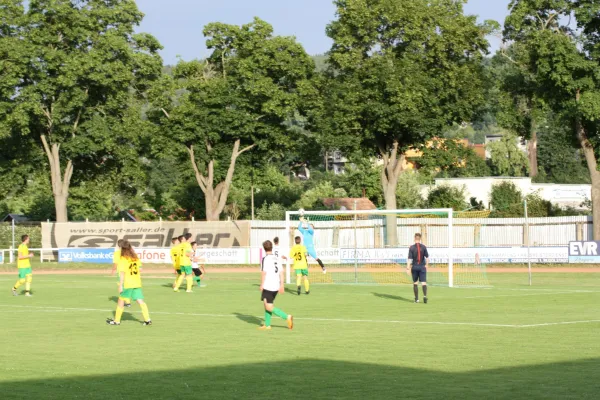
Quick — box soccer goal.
[284,208,490,287]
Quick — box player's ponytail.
[120,240,139,261]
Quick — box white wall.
[421,177,591,209]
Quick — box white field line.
[0,304,599,328]
[464,290,598,299]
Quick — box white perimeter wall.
[421,177,591,209]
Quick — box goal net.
[284,208,490,287]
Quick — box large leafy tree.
[318,0,490,244]
[149,18,314,221]
[0,0,162,221]
[504,0,600,238]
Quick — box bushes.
[490,181,522,213]
[397,172,424,209]
[426,185,468,210]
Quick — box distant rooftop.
[322,198,377,211]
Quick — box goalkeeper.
[298,218,326,273]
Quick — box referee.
[406,233,429,303]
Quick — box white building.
[422,177,590,210]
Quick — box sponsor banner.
[43,221,251,260]
[58,248,114,264]
[339,246,568,264]
[58,247,258,265]
[568,241,600,263]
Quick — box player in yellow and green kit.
[170,237,181,289]
[290,236,310,295]
[173,233,194,293]
[106,240,152,326]
[109,239,130,307]
[12,235,34,296]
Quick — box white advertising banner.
[135,247,263,265]
[337,246,568,264]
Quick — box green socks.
[264,310,272,326]
[273,307,288,320]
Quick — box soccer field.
[1,272,599,400]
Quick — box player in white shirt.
[259,240,294,331]
[191,242,207,287]
[272,236,287,267]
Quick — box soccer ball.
[298,208,305,217]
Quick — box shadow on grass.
[233,312,287,329]
[372,292,413,303]
[2,358,599,399]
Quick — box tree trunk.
[379,140,405,247]
[575,93,600,239]
[188,139,255,222]
[528,125,538,178]
[41,135,73,222]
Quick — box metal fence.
[1,216,592,252]
[251,216,591,248]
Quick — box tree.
[504,0,600,238]
[419,139,491,179]
[0,0,162,221]
[426,185,468,211]
[536,113,590,184]
[493,44,544,177]
[490,181,523,212]
[396,172,424,209]
[487,132,530,176]
[149,18,314,221]
[320,0,490,244]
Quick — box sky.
[136,0,511,65]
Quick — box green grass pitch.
[0,271,599,399]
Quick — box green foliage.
[536,115,590,184]
[312,0,490,209]
[148,18,315,220]
[255,203,286,221]
[396,172,424,209]
[490,181,523,213]
[426,185,468,211]
[419,139,491,179]
[294,181,337,210]
[0,0,163,220]
[487,132,530,176]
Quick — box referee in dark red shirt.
[406,233,429,303]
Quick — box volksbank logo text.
[568,241,600,263]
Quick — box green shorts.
[180,265,193,275]
[18,268,32,279]
[295,269,309,277]
[120,288,144,301]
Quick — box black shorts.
[411,267,427,283]
[261,289,278,304]
[192,268,203,277]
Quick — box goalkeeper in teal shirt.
[298,218,326,273]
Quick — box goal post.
[284,208,490,288]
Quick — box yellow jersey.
[290,244,308,270]
[170,245,180,269]
[118,256,143,289]
[179,242,192,266]
[112,249,121,265]
[17,243,31,269]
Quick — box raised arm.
[297,222,306,234]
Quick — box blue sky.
[136,0,511,65]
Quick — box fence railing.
[1,216,592,252]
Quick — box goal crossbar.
[284,208,455,287]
